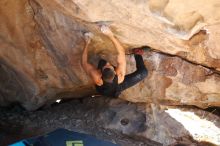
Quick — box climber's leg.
[116,53,148,96]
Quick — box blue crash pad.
[10,128,119,146]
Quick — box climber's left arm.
[81,39,103,86]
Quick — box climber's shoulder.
[88,67,103,86]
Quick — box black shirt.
[95,55,148,98]
[95,59,119,97]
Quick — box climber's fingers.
[94,20,113,27]
[100,25,114,37]
[83,32,93,43]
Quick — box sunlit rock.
[0,0,220,110]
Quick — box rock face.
[122,52,220,109]
[1,0,220,110]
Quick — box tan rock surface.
[121,51,220,108]
[0,0,220,110]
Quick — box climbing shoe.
[132,46,151,55]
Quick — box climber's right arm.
[81,40,103,86]
[100,25,126,84]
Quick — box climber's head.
[102,62,116,83]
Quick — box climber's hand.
[101,25,114,37]
[84,32,93,44]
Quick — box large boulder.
[0,0,220,110]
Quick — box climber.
[81,25,148,97]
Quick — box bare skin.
[81,26,126,86]
[81,32,103,86]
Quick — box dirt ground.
[0,97,162,146]
[0,96,219,146]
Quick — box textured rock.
[122,52,220,108]
[0,0,93,110]
[0,0,220,110]
[1,97,219,145]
